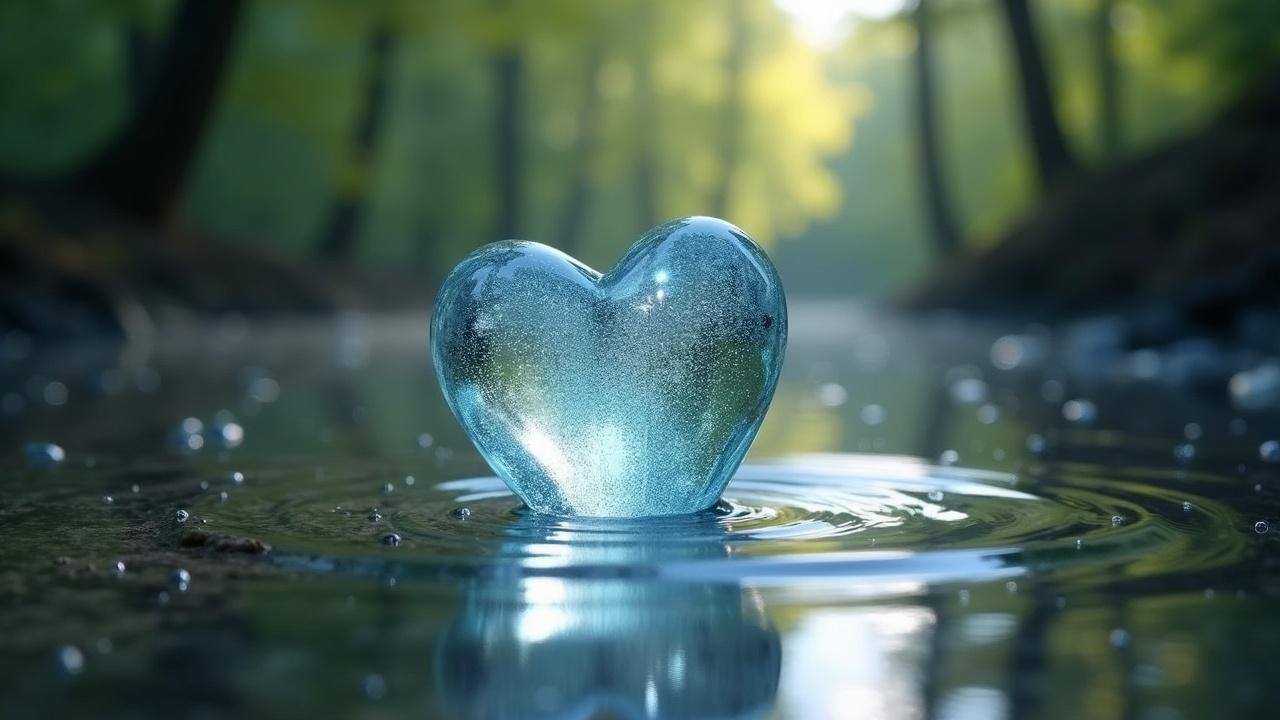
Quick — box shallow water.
[1,305,1277,719]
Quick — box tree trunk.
[999,0,1078,189]
[633,6,659,231]
[556,46,604,259]
[492,49,524,241]
[73,0,243,223]
[318,25,398,261]
[913,0,963,256]
[709,0,748,218]
[1095,0,1120,158]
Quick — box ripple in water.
[200,453,1247,590]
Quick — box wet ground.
[1,304,1277,719]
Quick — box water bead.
[432,218,786,517]
[1260,440,1280,464]
[1255,521,1270,534]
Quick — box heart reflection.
[435,511,781,719]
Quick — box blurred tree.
[710,0,748,218]
[912,0,962,255]
[631,3,660,231]
[555,44,604,258]
[317,24,398,260]
[999,0,1078,188]
[1094,0,1120,157]
[73,0,243,223]
[492,37,523,241]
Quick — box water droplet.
[1203,588,1215,600]
[175,509,190,523]
[171,418,205,452]
[247,376,280,403]
[171,569,191,592]
[1229,417,1248,435]
[219,491,229,503]
[1259,440,1280,464]
[1075,538,1083,549]
[1173,443,1196,464]
[1111,515,1125,526]
[199,480,209,491]
[415,433,434,450]
[1062,399,1097,425]
[55,645,84,675]
[939,449,959,466]
[1183,422,1203,441]
[157,591,170,606]
[368,510,383,522]
[403,475,416,486]
[1055,596,1067,610]
[379,533,401,547]
[816,382,847,408]
[1005,581,1018,594]
[212,420,244,449]
[948,376,988,405]
[230,471,245,484]
[101,495,113,505]
[381,482,394,495]
[363,673,387,700]
[976,403,1000,424]
[111,561,125,577]
[94,638,112,655]
[1109,628,1130,648]
[958,589,970,606]
[42,380,69,406]
[859,403,886,426]
[25,442,66,468]
[1255,521,1270,534]
[927,490,945,502]
[1182,501,1193,512]
[1040,379,1065,403]
[130,484,140,494]
[1025,433,1047,455]
[451,507,473,520]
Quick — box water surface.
[1,306,1277,719]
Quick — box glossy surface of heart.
[431,217,787,517]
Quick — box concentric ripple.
[186,453,1249,588]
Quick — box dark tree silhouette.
[318,25,399,260]
[73,0,243,223]
[709,0,748,217]
[556,45,604,258]
[999,0,1078,189]
[1095,0,1121,157]
[632,5,660,231]
[492,47,524,240]
[913,0,963,256]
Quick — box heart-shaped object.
[431,217,786,517]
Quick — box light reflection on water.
[0,305,1277,718]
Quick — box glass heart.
[431,217,787,517]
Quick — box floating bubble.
[1062,399,1098,425]
[363,673,387,701]
[25,442,66,468]
[859,403,886,426]
[55,645,84,675]
[1173,443,1196,464]
[171,569,191,592]
[816,382,847,408]
[1256,521,1270,535]
[379,533,402,547]
[1260,440,1280,464]
[175,509,190,523]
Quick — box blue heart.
[431,217,787,517]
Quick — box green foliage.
[0,0,1273,297]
